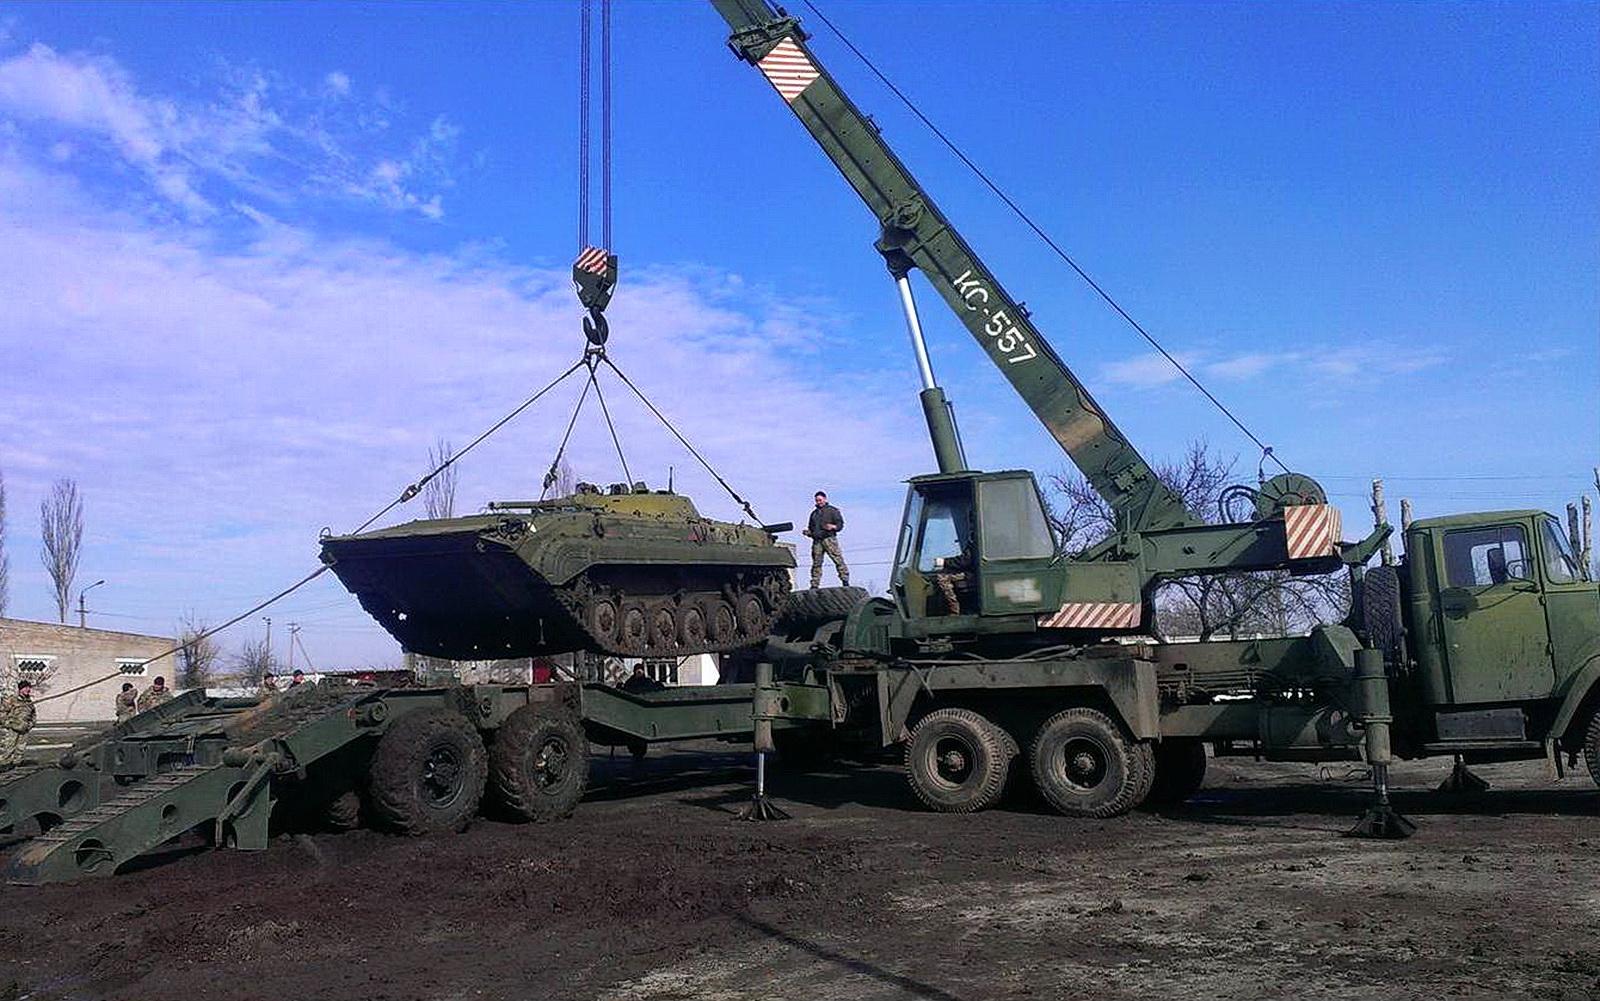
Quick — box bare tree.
[423,438,457,520]
[1047,441,1348,640]
[234,636,274,682]
[0,464,10,618]
[39,478,83,624]
[176,613,222,689]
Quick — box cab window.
[1541,518,1580,584]
[917,497,971,572]
[1443,525,1529,587]
[977,478,1056,561]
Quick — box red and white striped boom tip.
[758,38,820,103]
[574,246,610,276]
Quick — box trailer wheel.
[1030,708,1142,818]
[904,708,1012,813]
[1144,739,1207,806]
[490,705,589,822]
[322,790,362,831]
[367,708,487,835]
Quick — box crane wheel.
[1030,708,1142,819]
[1583,710,1600,788]
[1144,739,1207,807]
[367,709,487,836]
[904,708,1012,813]
[490,705,589,822]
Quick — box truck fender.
[1548,653,1600,744]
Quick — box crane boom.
[710,0,1198,533]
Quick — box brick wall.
[0,618,179,724]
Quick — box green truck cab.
[1404,511,1600,754]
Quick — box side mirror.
[1439,587,1477,615]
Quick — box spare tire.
[776,586,867,632]
[1360,566,1404,669]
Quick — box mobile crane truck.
[1,1,1594,882]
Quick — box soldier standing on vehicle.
[136,676,173,712]
[0,680,36,770]
[803,490,849,589]
[115,682,138,721]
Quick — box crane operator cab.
[891,471,1060,625]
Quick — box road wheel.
[648,604,678,652]
[736,591,768,638]
[367,709,487,835]
[1146,739,1207,806]
[322,790,361,831]
[1030,708,1141,818]
[586,596,620,647]
[707,600,738,645]
[490,705,589,822]
[677,604,707,647]
[619,603,648,653]
[904,708,1011,813]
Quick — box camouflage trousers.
[0,728,26,769]
[810,536,849,589]
[934,571,967,615]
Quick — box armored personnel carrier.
[319,483,794,660]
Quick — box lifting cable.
[801,1,1288,475]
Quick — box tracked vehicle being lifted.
[320,482,794,660]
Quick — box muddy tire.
[322,790,361,831]
[904,708,1012,813]
[490,705,588,822]
[1030,708,1142,819]
[367,709,487,835]
[1145,739,1207,806]
[1584,710,1600,788]
[777,586,866,632]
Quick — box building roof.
[0,616,175,644]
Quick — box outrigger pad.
[736,794,791,822]
[1436,760,1491,794]
[1347,804,1417,840]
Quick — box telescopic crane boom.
[711,0,1196,536]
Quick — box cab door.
[1436,522,1555,702]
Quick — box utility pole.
[77,579,105,628]
[262,616,272,673]
[1370,480,1393,566]
[287,623,301,673]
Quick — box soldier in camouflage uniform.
[136,675,174,712]
[114,682,138,721]
[0,680,37,770]
[803,491,849,589]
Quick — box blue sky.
[0,2,1594,666]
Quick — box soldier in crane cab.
[804,490,850,589]
[0,679,36,770]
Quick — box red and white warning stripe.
[1037,602,1141,630]
[758,38,820,103]
[1284,503,1343,560]
[574,246,610,275]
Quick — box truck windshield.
[978,478,1056,561]
[1541,518,1581,583]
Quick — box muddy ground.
[2,746,1598,1001]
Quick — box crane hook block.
[573,246,619,313]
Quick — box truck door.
[890,482,977,618]
[1436,522,1554,702]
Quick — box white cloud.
[0,42,458,220]
[1204,352,1286,380]
[0,155,925,662]
[1100,351,1198,388]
